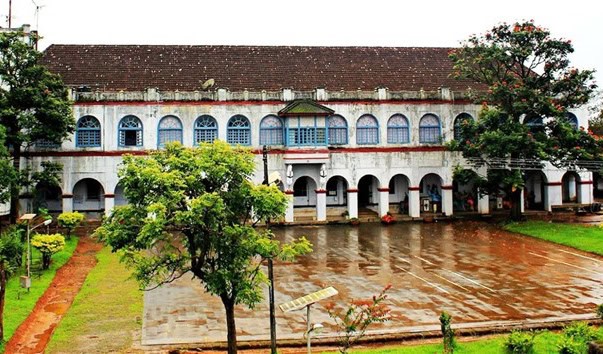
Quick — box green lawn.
[346,328,602,353]
[46,247,143,354]
[0,236,78,352]
[505,221,603,255]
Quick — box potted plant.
[349,217,360,226]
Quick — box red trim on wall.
[104,194,115,198]
[545,182,563,186]
[26,146,447,158]
[74,99,472,107]
[285,190,294,195]
[25,150,149,157]
[377,188,389,192]
[347,189,359,193]
[315,189,327,194]
[578,180,593,185]
[441,185,453,190]
[62,194,74,198]
[408,187,420,191]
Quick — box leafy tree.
[0,31,74,222]
[57,212,84,239]
[95,141,312,354]
[31,233,65,269]
[0,227,24,342]
[0,126,16,206]
[449,21,600,219]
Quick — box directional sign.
[279,286,338,313]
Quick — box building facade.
[22,45,593,221]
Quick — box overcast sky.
[3,0,602,85]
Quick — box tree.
[0,227,24,342]
[449,21,600,219]
[31,233,65,269]
[57,212,85,239]
[0,31,74,222]
[95,141,312,354]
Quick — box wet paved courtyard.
[142,221,603,345]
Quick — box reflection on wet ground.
[142,221,603,345]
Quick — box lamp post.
[19,214,52,291]
[263,145,277,354]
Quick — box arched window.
[227,115,251,145]
[328,115,348,145]
[76,116,101,147]
[157,116,183,148]
[565,112,579,130]
[118,115,143,147]
[419,114,441,144]
[194,115,218,145]
[453,113,474,141]
[259,115,284,145]
[525,114,544,134]
[387,114,410,144]
[356,115,379,145]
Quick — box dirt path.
[5,236,102,354]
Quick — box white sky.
[3,0,603,85]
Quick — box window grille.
[387,114,410,144]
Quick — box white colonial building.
[20,45,593,222]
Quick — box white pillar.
[520,189,525,213]
[104,195,115,216]
[478,194,489,214]
[62,195,73,213]
[408,188,420,218]
[347,189,358,219]
[569,175,577,201]
[441,186,453,216]
[545,183,562,212]
[378,188,389,217]
[316,190,327,221]
[578,181,593,204]
[285,191,294,222]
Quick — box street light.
[19,213,52,291]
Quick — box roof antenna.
[31,0,44,31]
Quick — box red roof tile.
[41,45,479,93]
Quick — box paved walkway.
[142,222,603,346]
[5,236,102,354]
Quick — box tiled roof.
[41,45,480,92]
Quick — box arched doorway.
[33,182,62,213]
[358,175,379,208]
[594,172,603,200]
[419,173,443,213]
[453,170,478,212]
[524,171,547,210]
[388,174,410,215]
[326,176,348,206]
[561,171,581,204]
[293,176,317,207]
[73,178,105,213]
[326,176,349,221]
[114,182,128,207]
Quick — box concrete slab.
[142,221,603,346]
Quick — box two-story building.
[24,45,592,222]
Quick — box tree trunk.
[0,266,6,342]
[510,188,523,221]
[9,146,21,224]
[221,294,237,354]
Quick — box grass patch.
[346,328,602,353]
[46,247,143,353]
[0,236,78,352]
[505,221,603,255]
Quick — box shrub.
[557,322,600,354]
[31,233,65,269]
[326,285,392,354]
[597,303,603,320]
[440,311,456,353]
[505,330,536,354]
[57,212,84,239]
